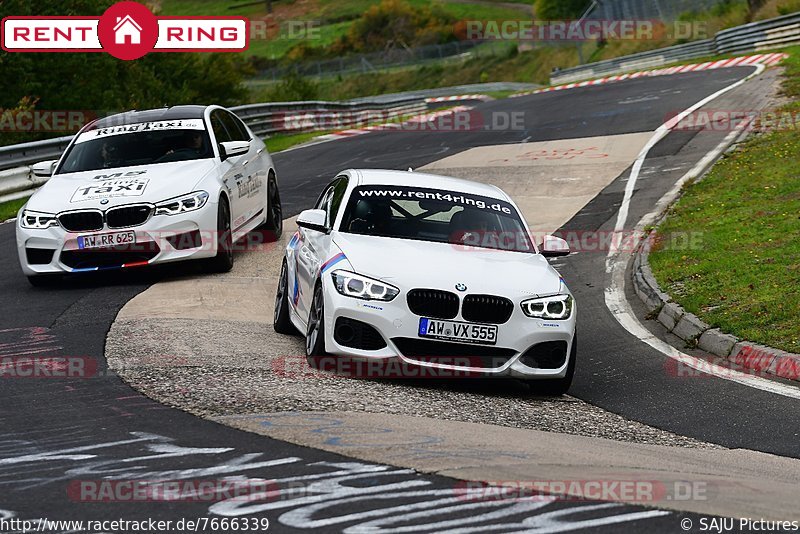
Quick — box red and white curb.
[312,105,475,141]
[511,52,789,97]
[425,94,492,105]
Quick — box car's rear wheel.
[525,333,576,396]
[263,173,282,241]
[204,197,234,273]
[305,282,328,368]
[274,259,296,334]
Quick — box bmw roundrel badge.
[455,283,467,292]
[100,198,109,205]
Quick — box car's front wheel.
[274,260,296,335]
[305,282,328,367]
[204,197,234,273]
[263,173,282,241]
[525,334,576,396]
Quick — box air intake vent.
[392,337,516,368]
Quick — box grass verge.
[648,46,800,353]
[0,196,27,222]
[265,130,334,153]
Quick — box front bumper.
[16,201,219,275]
[321,282,576,379]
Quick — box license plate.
[418,318,497,345]
[77,231,136,250]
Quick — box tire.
[274,259,297,335]
[305,281,328,368]
[26,274,60,287]
[263,173,282,242]
[526,333,576,396]
[204,197,234,273]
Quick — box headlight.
[20,210,59,229]
[521,294,573,319]
[331,270,399,301]
[154,191,209,216]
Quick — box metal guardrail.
[0,135,74,172]
[552,11,800,84]
[0,95,429,183]
[231,96,427,137]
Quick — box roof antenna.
[407,167,413,172]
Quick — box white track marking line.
[610,64,765,238]
[604,63,800,399]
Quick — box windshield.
[58,119,213,174]
[339,185,534,253]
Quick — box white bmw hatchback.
[274,169,577,394]
[16,105,282,285]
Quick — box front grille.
[26,248,55,265]
[406,289,459,319]
[462,294,514,324]
[392,337,516,369]
[334,317,387,350]
[60,241,160,269]
[106,204,152,228]
[519,341,568,369]
[58,211,103,232]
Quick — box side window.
[210,111,232,144]
[314,187,331,211]
[328,176,349,227]
[229,112,252,141]
[221,111,249,142]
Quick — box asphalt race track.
[1,65,795,532]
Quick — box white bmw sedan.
[16,105,282,285]
[274,169,577,394]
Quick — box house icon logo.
[97,2,158,60]
[113,15,142,45]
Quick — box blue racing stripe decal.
[320,252,347,274]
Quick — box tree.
[0,0,250,144]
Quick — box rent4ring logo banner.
[1,1,248,60]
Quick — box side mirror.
[296,208,329,234]
[32,160,58,177]
[219,140,250,161]
[540,235,570,257]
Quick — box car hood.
[333,233,563,298]
[26,160,217,212]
